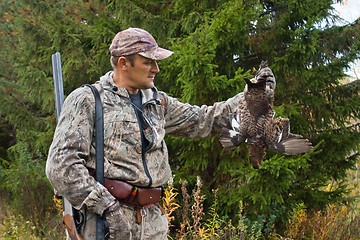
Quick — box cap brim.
[138,47,174,60]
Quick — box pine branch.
[313,122,360,134]
[0,72,12,80]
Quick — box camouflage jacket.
[46,71,244,215]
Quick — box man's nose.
[151,61,160,73]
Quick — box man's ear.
[118,57,128,70]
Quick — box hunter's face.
[126,54,160,92]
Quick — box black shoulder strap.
[84,84,105,240]
[86,84,104,185]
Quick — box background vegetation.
[0,0,359,239]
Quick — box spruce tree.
[0,0,359,234]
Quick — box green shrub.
[0,132,57,237]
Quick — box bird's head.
[244,76,267,86]
[245,61,276,90]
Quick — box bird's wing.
[219,109,248,148]
[264,116,289,144]
[219,127,246,149]
[266,117,313,155]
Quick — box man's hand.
[103,201,132,239]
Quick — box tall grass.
[1,168,360,239]
[283,203,360,240]
[161,173,360,240]
[0,195,65,239]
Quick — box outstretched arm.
[163,92,245,139]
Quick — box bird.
[219,61,313,169]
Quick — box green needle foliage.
[0,0,359,236]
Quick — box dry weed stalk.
[190,176,206,239]
[162,177,180,232]
[177,178,191,239]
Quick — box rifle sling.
[85,84,105,240]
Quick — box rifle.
[52,52,83,240]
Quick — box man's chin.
[143,83,154,89]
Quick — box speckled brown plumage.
[220,62,313,169]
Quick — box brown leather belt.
[88,168,162,207]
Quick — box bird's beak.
[250,78,258,84]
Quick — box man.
[46,27,275,239]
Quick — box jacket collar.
[99,71,159,105]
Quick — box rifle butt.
[63,214,83,240]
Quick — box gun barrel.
[51,52,64,122]
[52,52,84,240]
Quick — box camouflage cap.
[109,27,174,60]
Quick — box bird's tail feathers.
[281,138,313,155]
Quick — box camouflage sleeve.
[163,92,245,138]
[45,87,115,215]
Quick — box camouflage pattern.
[109,28,174,60]
[81,203,168,240]
[46,71,244,238]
